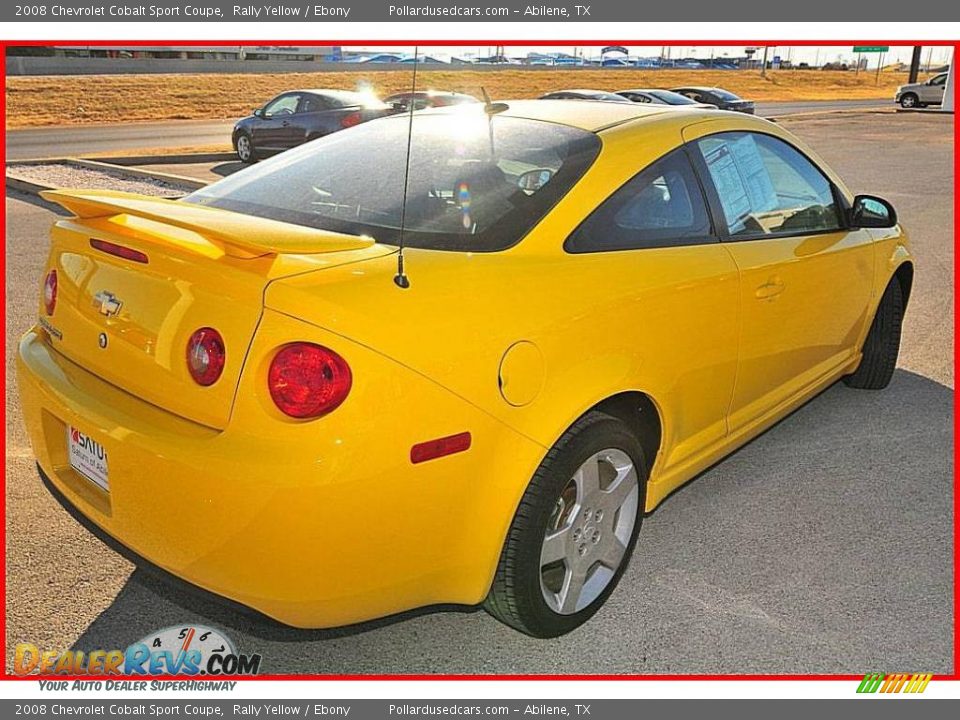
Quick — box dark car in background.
[538,89,632,103]
[383,91,480,112]
[615,88,715,109]
[670,86,756,114]
[233,90,395,162]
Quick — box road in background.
[5,100,889,160]
[5,112,952,674]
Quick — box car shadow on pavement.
[211,161,247,178]
[66,369,953,674]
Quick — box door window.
[696,132,842,238]
[299,95,331,113]
[566,148,714,252]
[931,73,947,86]
[263,94,301,117]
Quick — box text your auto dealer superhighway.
[49,4,225,17]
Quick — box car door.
[565,146,740,476]
[296,93,335,143]
[255,93,302,151]
[922,73,947,104]
[685,124,874,434]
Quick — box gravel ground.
[6,162,195,197]
[4,112,954,675]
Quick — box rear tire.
[484,411,648,638]
[235,132,257,163]
[843,278,904,390]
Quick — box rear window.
[186,112,600,252]
[711,89,741,101]
[648,90,698,105]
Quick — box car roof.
[287,89,367,99]
[385,91,473,98]
[418,99,677,132]
[543,89,622,97]
[672,86,718,92]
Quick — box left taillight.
[43,269,57,316]
[341,111,363,128]
[186,328,225,386]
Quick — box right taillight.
[268,343,352,419]
[43,269,58,316]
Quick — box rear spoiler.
[40,189,376,258]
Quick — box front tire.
[844,278,904,390]
[899,93,919,109]
[484,411,648,637]
[235,132,257,163]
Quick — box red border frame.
[1,38,957,683]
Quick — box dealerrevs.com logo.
[14,624,262,676]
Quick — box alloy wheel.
[539,448,640,615]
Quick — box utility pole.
[761,46,769,77]
[909,46,922,84]
[875,51,884,85]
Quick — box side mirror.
[253,108,263,118]
[849,194,897,229]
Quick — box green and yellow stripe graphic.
[857,673,932,694]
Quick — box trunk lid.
[39,190,391,429]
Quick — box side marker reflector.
[410,432,472,464]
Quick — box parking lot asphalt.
[4,112,953,674]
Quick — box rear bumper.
[17,321,544,628]
[37,462,279,625]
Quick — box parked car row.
[537,86,755,113]
[233,85,755,162]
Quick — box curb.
[66,157,207,189]
[894,107,955,114]
[771,107,892,121]
[5,175,54,195]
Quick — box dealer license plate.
[67,426,109,491]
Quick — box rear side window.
[566,148,714,253]
[300,95,332,113]
[695,132,842,238]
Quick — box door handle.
[755,278,785,300]
[281,120,290,127]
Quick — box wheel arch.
[893,260,914,309]
[579,390,665,476]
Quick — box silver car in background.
[895,72,948,108]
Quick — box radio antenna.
[393,46,419,289]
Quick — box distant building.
[44,46,341,61]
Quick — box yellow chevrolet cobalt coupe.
[19,101,911,638]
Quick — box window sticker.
[702,142,751,233]
[702,134,779,235]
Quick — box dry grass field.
[5,69,909,129]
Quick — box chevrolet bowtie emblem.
[93,291,123,318]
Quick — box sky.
[352,45,953,69]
